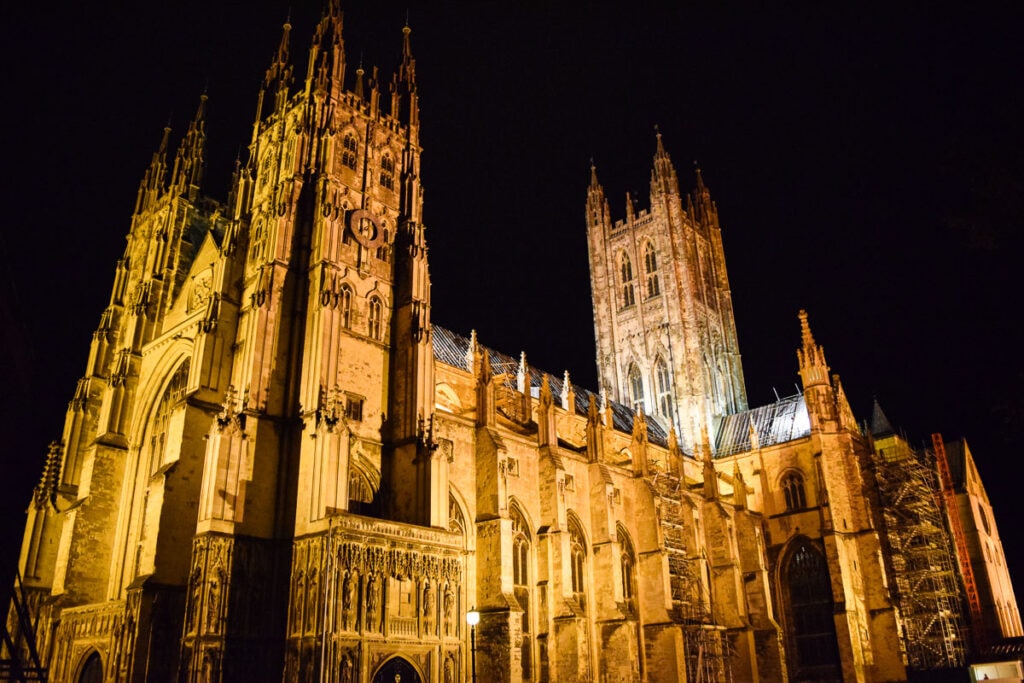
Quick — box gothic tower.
[11,7,453,681]
[586,134,747,453]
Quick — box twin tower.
[12,4,763,682]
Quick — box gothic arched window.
[628,364,645,413]
[339,285,353,329]
[77,650,103,683]
[380,154,395,190]
[782,471,807,511]
[618,527,637,609]
[146,363,189,475]
[568,516,588,612]
[785,540,841,679]
[619,252,636,308]
[341,133,357,170]
[348,469,375,516]
[511,505,533,679]
[654,357,673,421]
[644,242,660,298]
[368,296,383,340]
[376,229,391,263]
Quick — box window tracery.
[341,132,357,170]
[618,528,637,607]
[619,252,636,307]
[380,154,395,190]
[644,242,660,297]
[510,505,533,677]
[782,471,807,511]
[568,516,588,612]
[368,296,383,340]
[628,364,645,414]
[339,285,353,329]
[654,357,673,421]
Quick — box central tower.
[586,134,746,453]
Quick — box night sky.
[3,4,1023,598]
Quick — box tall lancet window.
[368,296,383,340]
[618,527,637,611]
[341,133,357,170]
[628,364,645,413]
[339,285,353,329]
[654,358,673,421]
[782,471,807,511]
[786,540,841,679]
[644,242,660,297]
[619,252,636,308]
[568,516,589,612]
[511,505,534,679]
[380,154,395,190]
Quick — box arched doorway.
[372,656,422,683]
[77,650,103,683]
[785,539,841,681]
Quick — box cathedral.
[4,5,1021,682]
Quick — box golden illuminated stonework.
[3,6,1019,683]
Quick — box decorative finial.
[799,309,815,348]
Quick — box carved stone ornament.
[347,209,385,249]
[189,274,212,312]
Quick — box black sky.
[3,3,1023,592]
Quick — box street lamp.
[466,607,480,683]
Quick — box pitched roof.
[431,325,670,447]
[715,393,811,458]
[869,399,896,437]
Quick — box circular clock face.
[348,209,385,249]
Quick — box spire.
[390,21,418,126]
[253,16,294,126]
[870,398,896,437]
[134,126,171,214]
[586,159,611,231]
[797,309,830,389]
[399,22,415,84]
[833,375,860,432]
[650,126,680,197]
[631,406,650,477]
[307,0,345,97]
[797,310,838,431]
[465,329,478,372]
[538,375,557,448]
[586,394,605,463]
[702,434,718,501]
[668,426,684,478]
[517,351,532,419]
[688,162,718,227]
[170,92,207,200]
[354,63,365,100]
[732,461,747,510]
[561,370,575,412]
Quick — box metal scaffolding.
[652,472,733,683]
[871,436,967,671]
[1,571,47,682]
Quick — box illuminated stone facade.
[6,6,1019,683]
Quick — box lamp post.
[466,607,480,683]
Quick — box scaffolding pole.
[651,472,733,683]
[872,436,967,670]
[1,570,47,682]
